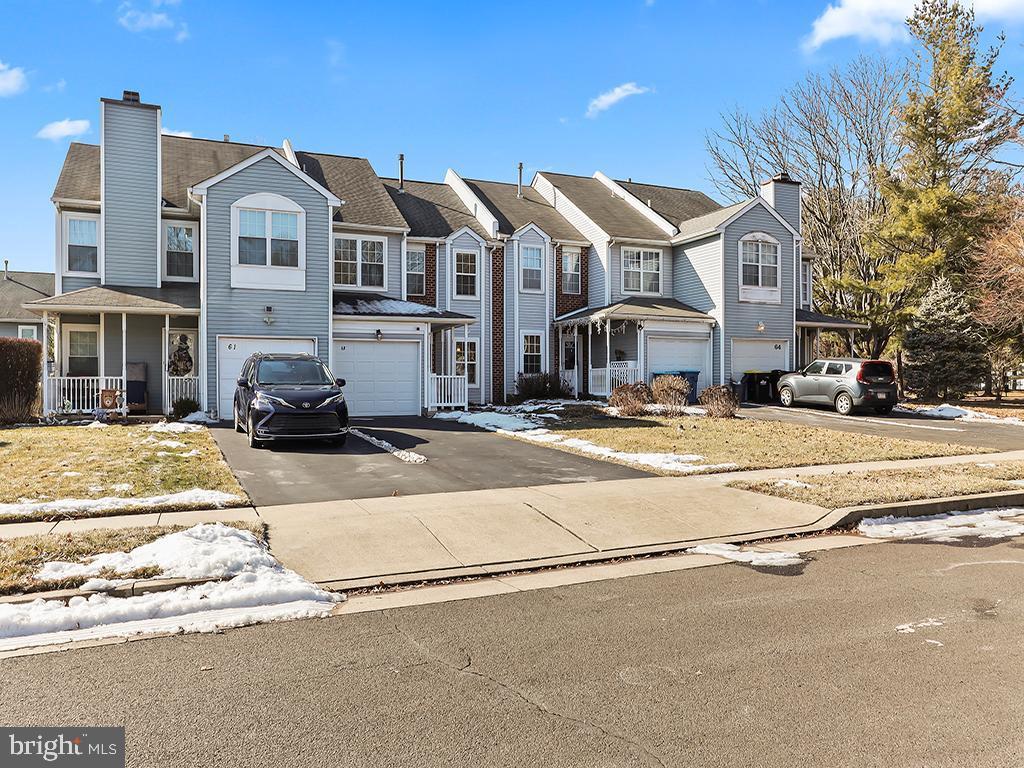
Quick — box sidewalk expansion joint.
[522,502,599,552]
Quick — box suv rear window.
[860,361,895,381]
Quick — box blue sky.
[2,0,1023,273]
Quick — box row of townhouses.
[26,90,862,418]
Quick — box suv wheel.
[233,402,244,433]
[247,412,264,449]
[835,392,854,416]
[779,386,795,407]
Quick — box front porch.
[26,285,201,416]
[555,297,716,399]
[795,308,869,367]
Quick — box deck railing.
[430,374,468,409]
[166,376,200,412]
[589,362,640,396]
[45,376,125,414]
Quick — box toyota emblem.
[302,401,311,408]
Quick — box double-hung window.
[455,340,478,386]
[455,251,477,297]
[520,245,543,292]
[406,246,426,296]
[334,236,387,290]
[800,260,811,306]
[238,210,299,268]
[740,233,780,303]
[562,248,581,294]
[164,221,198,281]
[522,334,542,375]
[17,326,38,341]
[230,193,306,291]
[622,248,661,294]
[66,216,98,275]
[65,326,99,376]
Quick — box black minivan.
[233,353,349,449]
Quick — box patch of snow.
[688,543,803,567]
[111,483,133,493]
[914,403,1024,426]
[976,462,998,468]
[87,486,105,494]
[61,471,82,478]
[84,421,108,429]
[859,507,1024,542]
[349,428,427,464]
[774,479,812,489]
[156,449,201,458]
[341,297,442,316]
[895,618,944,634]
[155,439,187,449]
[180,411,217,424]
[148,421,205,434]
[0,524,339,650]
[434,410,542,432]
[0,489,242,520]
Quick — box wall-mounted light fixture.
[263,306,275,326]
[756,321,766,333]
[375,329,384,341]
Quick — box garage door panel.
[647,337,709,390]
[732,339,789,376]
[333,340,420,417]
[217,336,316,418]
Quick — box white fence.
[45,376,125,414]
[589,363,640,396]
[166,376,200,412]
[430,374,468,408]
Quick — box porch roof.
[24,284,200,315]
[796,308,868,330]
[333,292,473,324]
[554,296,714,327]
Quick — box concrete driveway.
[212,416,650,506]
[744,403,1024,451]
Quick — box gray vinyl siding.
[532,174,604,307]
[204,156,331,414]
[587,320,639,368]
[722,204,796,380]
[102,102,159,287]
[763,185,800,235]
[609,243,673,304]
[674,234,722,383]
[332,230,403,299]
[446,232,485,403]
[503,233,553,396]
[61,276,101,293]
[0,322,42,338]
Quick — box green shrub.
[0,338,42,424]
[698,384,739,418]
[609,381,653,416]
[171,397,201,421]
[513,372,572,403]
[651,375,691,408]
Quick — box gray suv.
[777,358,898,415]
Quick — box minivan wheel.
[233,402,244,433]
[835,393,854,416]
[247,412,264,449]
[779,386,794,407]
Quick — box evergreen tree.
[902,277,988,398]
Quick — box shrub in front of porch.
[513,372,573,403]
[651,375,691,409]
[171,396,201,421]
[609,382,654,417]
[698,384,740,418]
[0,338,42,424]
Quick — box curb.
[831,490,1024,528]
[0,576,219,606]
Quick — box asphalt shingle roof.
[27,284,200,312]
[380,178,488,239]
[796,308,867,329]
[462,179,587,243]
[616,180,722,228]
[556,296,712,324]
[297,152,407,229]
[674,200,749,240]
[539,172,669,241]
[0,271,54,322]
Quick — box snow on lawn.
[148,421,206,434]
[0,524,340,650]
[688,542,803,567]
[181,411,217,424]
[910,404,1024,426]
[858,507,1024,542]
[84,420,109,429]
[434,410,542,432]
[0,489,241,520]
[774,479,812,489]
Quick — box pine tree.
[902,277,988,398]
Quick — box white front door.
[731,338,790,378]
[216,336,316,418]
[333,339,421,416]
[647,336,710,392]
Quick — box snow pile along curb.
[907,403,1024,426]
[688,543,803,567]
[0,523,341,650]
[349,429,427,464]
[858,507,1024,542]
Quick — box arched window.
[230,192,306,291]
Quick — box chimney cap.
[122,90,140,103]
[766,170,799,185]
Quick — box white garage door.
[647,336,709,390]
[217,336,316,418]
[333,340,421,416]
[732,338,790,376]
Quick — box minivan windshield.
[256,359,334,386]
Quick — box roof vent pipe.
[647,199,652,207]
[3,260,8,279]
[517,162,524,199]
[399,153,405,192]
[223,134,230,143]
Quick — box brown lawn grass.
[729,460,1024,509]
[0,424,246,522]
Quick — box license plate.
[876,392,888,399]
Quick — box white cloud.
[0,61,28,97]
[36,118,90,141]
[118,7,173,32]
[585,82,651,119]
[175,22,189,42]
[162,127,193,137]
[43,78,67,93]
[804,0,1024,52]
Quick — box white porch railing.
[430,374,468,409]
[589,362,641,396]
[45,376,125,414]
[166,376,200,412]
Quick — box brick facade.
[490,246,505,404]
[406,242,437,307]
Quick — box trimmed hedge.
[513,372,573,403]
[0,337,43,424]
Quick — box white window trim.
[519,244,545,294]
[162,219,199,284]
[620,246,663,296]
[738,232,782,304]
[61,211,101,278]
[454,337,479,387]
[561,248,581,295]
[453,250,479,299]
[800,260,812,307]
[333,234,389,292]
[404,243,427,297]
[230,193,306,292]
[17,325,38,341]
[61,322,100,376]
[520,330,544,376]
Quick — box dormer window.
[230,192,306,291]
[64,214,99,276]
[739,232,781,304]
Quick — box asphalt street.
[4,537,1024,767]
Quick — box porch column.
[587,322,592,394]
[54,316,61,377]
[41,311,49,413]
[98,313,105,379]
[557,324,563,378]
[121,313,127,415]
[637,322,644,383]
[163,314,170,415]
[605,318,611,373]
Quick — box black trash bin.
[767,369,787,402]
[680,370,700,404]
[740,372,756,402]
[743,371,773,403]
